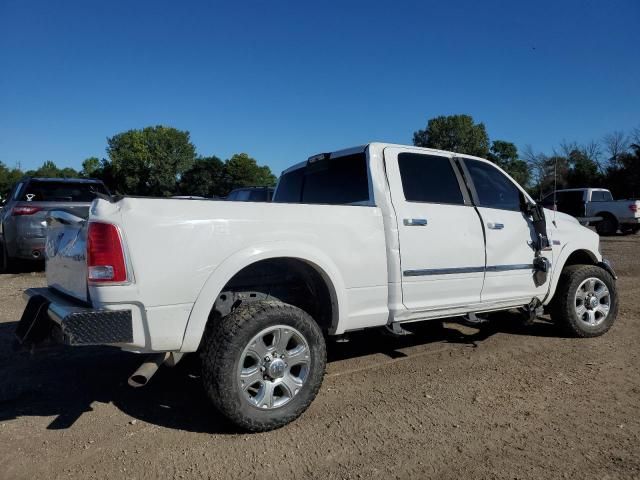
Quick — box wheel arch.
[180,243,346,352]
[544,246,600,306]
[595,211,619,231]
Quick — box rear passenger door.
[384,147,486,311]
[460,158,551,303]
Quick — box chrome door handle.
[487,222,504,230]
[404,218,428,226]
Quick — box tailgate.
[45,211,89,302]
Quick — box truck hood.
[547,208,601,260]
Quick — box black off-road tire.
[595,214,618,236]
[200,300,326,432]
[549,264,618,337]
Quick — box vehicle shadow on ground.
[2,260,45,274]
[0,314,565,435]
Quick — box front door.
[384,147,486,311]
[460,158,552,302]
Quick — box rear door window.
[397,153,464,204]
[557,191,585,217]
[22,181,108,202]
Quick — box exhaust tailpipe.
[128,352,170,388]
[32,250,41,259]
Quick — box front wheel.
[550,265,618,337]
[201,300,326,432]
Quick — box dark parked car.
[0,177,109,271]
[225,186,274,202]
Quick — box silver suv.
[0,177,109,271]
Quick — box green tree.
[81,157,102,177]
[106,125,196,196]
[35,160,61,178]
[178,156,225,197]
[567,149,600,187]
[413,114,490,157]
[538,156,570,198]
[0,161,24,200]
[604,144,640,199]
[487,140,531,187]
[223,153,277,193]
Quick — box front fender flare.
[179,242,347,352]
[543,244,600,305]
[598,260,617,280]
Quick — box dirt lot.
[1,236,639,480]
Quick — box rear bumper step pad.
[16,288,133,346]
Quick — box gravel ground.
[0,235,639,479]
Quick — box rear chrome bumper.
[16,287,133,346]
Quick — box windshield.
[21,180,108,202]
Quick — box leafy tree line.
[413,114,640,199]
[0,125,277,199]
[3,119,638,202]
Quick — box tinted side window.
[591,190,612,202]
[541,193,554,207]
[302,153,369,205]
[235,190,251,201]
[274,168,304,203]
[397,153,464,204]
[249,189,268,202]
[13,182,24,200]
[465,160,521,211]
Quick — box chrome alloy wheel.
[574,277,611,327]
[238,325,311,409]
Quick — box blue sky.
[1,0,639,175]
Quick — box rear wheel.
[201,300,326,432]
[621,225,640,235]
[595,214,618,236]
[550,265,618,337]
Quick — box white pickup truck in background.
[541,188,640,235]
[16,143,619,432]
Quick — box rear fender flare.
[180,242,346,352]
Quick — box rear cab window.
[274,151,372,206]
[21,180,108,202]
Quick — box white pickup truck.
[541,188,640,235]
[16,143,618,432]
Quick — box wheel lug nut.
[260,366,266,372]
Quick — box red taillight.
[629,204,638,213]
[87,222,127,283]
[12,206,41,216]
